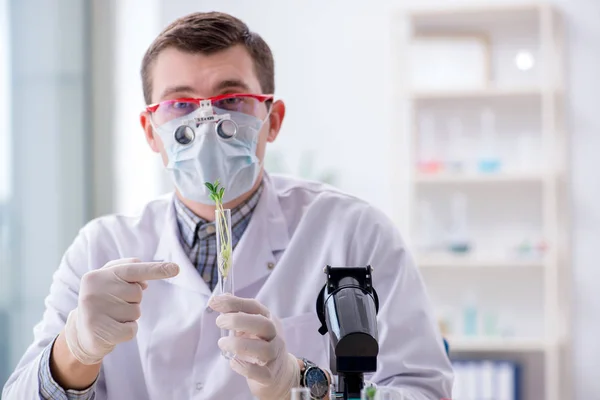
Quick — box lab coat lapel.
[153,196,212,296]
[232,174,290,293]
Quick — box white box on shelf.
[410,34,490,91]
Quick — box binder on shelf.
[451,359,520,400]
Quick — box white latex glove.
[65,258,180,365]
[208,294,300,400]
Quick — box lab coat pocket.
[280,312,329,368]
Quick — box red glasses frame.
[146,93,274,113]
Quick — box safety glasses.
[146,93,273,126]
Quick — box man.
[2,12,453,400]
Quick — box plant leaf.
[366,387,376,399]
[205,182,215,193]
[219,187,225,200]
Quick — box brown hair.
[141,12,274,105]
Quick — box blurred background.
[0,0,599,399]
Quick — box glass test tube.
[360,387,400,400]
[291,387,311,400]
[329,384,340,399]
[215,208,234,359]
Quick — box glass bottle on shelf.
[477,107,502,173]
[417,200,443,255]
[447,192,472,254]
[462,292,479,337]
[445,116,466,173]
[417,111,442,174]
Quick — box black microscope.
[316,265,380,399]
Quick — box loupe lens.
[216,119,237,139]
[174,125,195,145]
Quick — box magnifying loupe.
[173,117,238,145]
[216,119,237,139]
[174,125,195,145]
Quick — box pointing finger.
[102,257,141,269]
[113,262,180,283]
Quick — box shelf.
[408,3,544,20]
[414,172,545,184]
[417,256,545,269]
[447,336,548,352]
[410,86,543,101]
[407,3,554,33]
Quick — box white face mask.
[153,105,269,204]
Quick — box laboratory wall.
[0,0,90,386]
[1,0,599,398]
[157,1,398,220]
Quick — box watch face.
[305,367,329,399]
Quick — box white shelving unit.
[414,171,545,184]
[393,3,570,400]
[417,254,546,270]
[411,86,544,100]
[447,336,550,353]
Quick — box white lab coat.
[2,173,453,400]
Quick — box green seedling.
[365,386,377,400]
[204,179,232,278]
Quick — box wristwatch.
[300,358,329,399]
